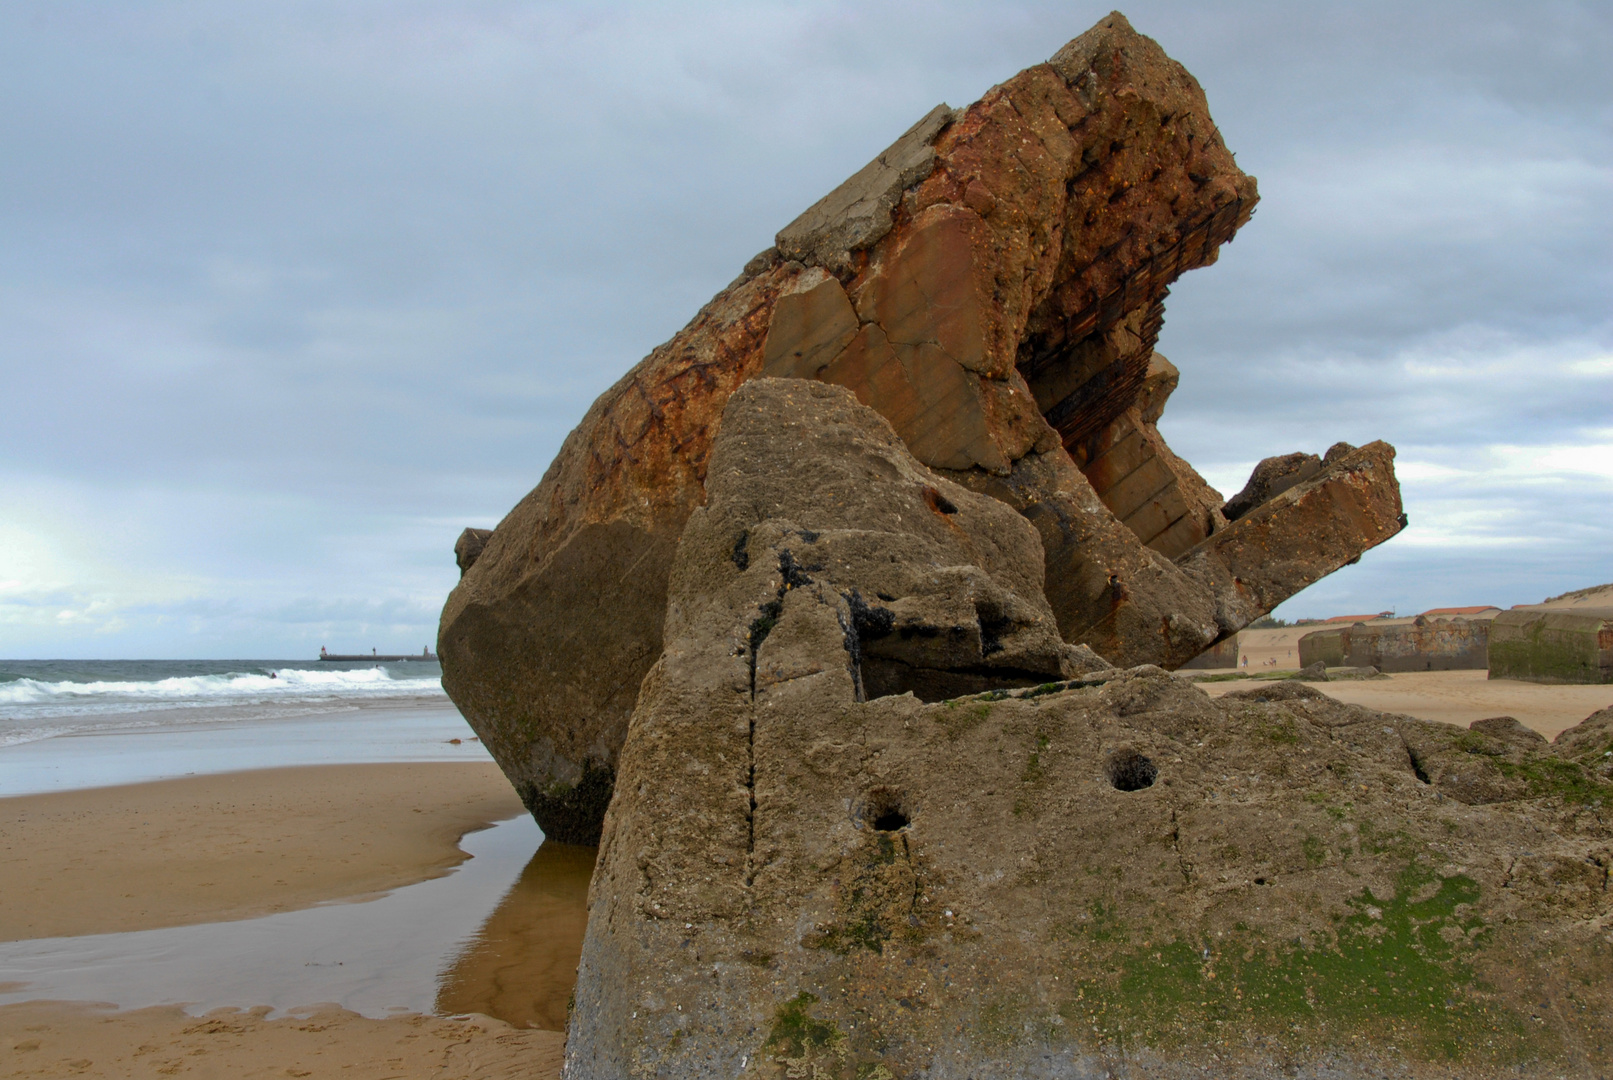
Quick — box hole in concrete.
[922,486,958,515]
[863,787,909,831]
[1108,750,1157,792]
[874,808,909,832]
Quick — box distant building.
[1299,608,1497,672]
[1489,584,1613,684]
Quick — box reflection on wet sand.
[436,840,596,1030]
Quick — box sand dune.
[1223,626,1310,669]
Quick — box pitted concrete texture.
[565,384,1613,1080]
[453,527,492,576]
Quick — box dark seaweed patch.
[516,761,614,846]
[778,549,814,589]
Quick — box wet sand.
[1,763,579,1079]
[0,1000,563,1079]
[1198,669,1613,739]
[0,763,524,941]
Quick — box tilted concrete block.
[438,11,1401,843]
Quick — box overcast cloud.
[1,0,1609,657]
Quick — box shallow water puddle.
[0,815,594,1027]
[435,839,595,1030]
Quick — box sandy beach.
[0,1000,563,1079]
[1197,668,1613,740]
[1,763,524,941]
[1222,625,1312,669]
[0,762,574,1079]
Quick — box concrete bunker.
[1298,608,1498,673]
[1490,604,1613,684]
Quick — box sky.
[1,0,1609,658]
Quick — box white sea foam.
[0,660,476,794]
[0,723,80,748]
[0,667,441,705]
[0,666,448,750]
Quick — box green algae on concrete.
[1493,754,1612,806]
[758,992,872,1079]
[763,992,845,1059]
[1061,864,1539,1063]
[806,831,921,956]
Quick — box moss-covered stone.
[1062,865,1538,1062]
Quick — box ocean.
[0,658,487,796]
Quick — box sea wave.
[0,723,81,748]
[0,667,443,705]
